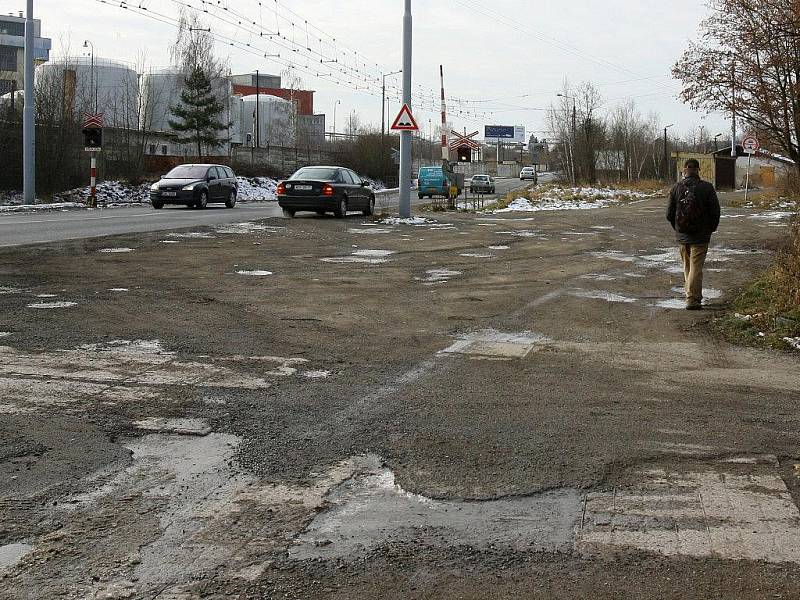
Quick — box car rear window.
[419,168,440,177]
[474,176,488,181]
[291,167,340,181]
[164,165,209,179]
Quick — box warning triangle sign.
[391,104,419,131]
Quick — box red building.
[231,84,315,116]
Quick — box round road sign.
[742,135,760,154]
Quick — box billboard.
[485,125,526,144]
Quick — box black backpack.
[676,180,704,234]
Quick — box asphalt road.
[0,177,527,248]
[1,191,798,599]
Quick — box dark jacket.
[667,175,721,245]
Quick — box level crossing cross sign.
[391,104,419,131]
[82,113,104,130]
[449,130,480,151]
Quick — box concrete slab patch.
[441,329,550,359]
[134,418,212,436]
[578,458,800,564]
[0,542,33,570]
[291,454,580,561]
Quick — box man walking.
[667,159,721,310]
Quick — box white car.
[520,167,538,182]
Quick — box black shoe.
[686,303,703,311]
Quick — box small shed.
[713,146,796,189]
[672,152,737,189]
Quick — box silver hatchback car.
[469,174,496,194]
[520,167,538,182]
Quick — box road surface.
[0,177,527,248]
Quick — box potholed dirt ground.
[1,197,799,599]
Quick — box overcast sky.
[28,0,730,142]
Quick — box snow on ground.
[784,338,800,351]
[380,216,434,226]
[0,176,280,211]
[496,186,662,213]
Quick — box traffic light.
[457,146,471,163]
[83,128,102,150]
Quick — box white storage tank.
[228,94,244,145]
[35,57,138,126]
[240,94,295,147]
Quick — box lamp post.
[332,99,341,138]
[381,69,402,142]
[714,133,723,152]
[23,0,35,203]
[664,124,674,182]
[83,40,96,113]
[557,93,577,184]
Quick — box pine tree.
[168,67,228,158]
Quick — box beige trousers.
[680,244,709,305]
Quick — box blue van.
[418,166,452,200]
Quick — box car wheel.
[225,191,237,209]
[151,200,164,210]
[334,198,347,218]
[197,191,208,210]
[282,208,296,218]
[363,196,375,216]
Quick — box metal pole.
[744,152,752,202]
[23,0,35,204]
[381,76,386,142]
[91,48,96,113]
[731,60,737,159]
[90,154,97,208]
[398,0,412,218]
[571,100,576,185]
[255,70,260,149]
[664,127,668,180]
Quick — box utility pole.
[398,0,412,218]
[731,59,737,159]
[23,0,35,204]
[664,124,674,182]
[255,70,260,149]
[381,69,401,143]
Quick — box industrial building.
[0,12,51,96]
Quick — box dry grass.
[719,215,800,350]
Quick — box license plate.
[162,191,177,197]
[295,185,313,191]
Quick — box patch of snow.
[784,338,800,351]
[235,270,273,276]
[671,286,723,300]
[348,228,393,235]
[591,225,615,230]
[496,230,546,239]
[235,177,278,202]
[351,250,396,257]
[109,288,129,292]
[380,216,433,226]
[167,232,215,239]
[160,240,181,244]
[0,286,25,295]
[417,268,462,284]
[580,274,617,282]
[749,211,794,221]
[78,339,174,355]
[215,222,285,235]
[459,252,493,258]
[303,370,331,379]
[27,301,77,309]
[35,294,57,298]
[570,290,637,304]
[99,248,134,254]
[320,257,390,264]
[488,245,510,250]
[0,332,11,338]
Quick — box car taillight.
[276,182,286,194]
[322,185,335,196]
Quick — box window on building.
[161,145,168,156]
[0,21,25,37]
[0,46,17,72]
[149,144,156,155]
[0,79,14,95]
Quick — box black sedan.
[150,164,238,209]
[277,166,375,218]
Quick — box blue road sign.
[485,125,515,139]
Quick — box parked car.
[276,166,375,218]
[520,166,538,183]
[150,164,238,209]
[469,174,496,194]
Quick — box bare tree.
[673,0,800,176]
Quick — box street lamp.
[557,93,577,184]
[664,124,674,182]
[332,99,341,137]
[381,69,402,141]
[83,40,96,113]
